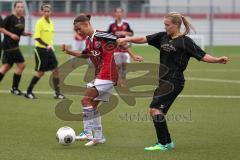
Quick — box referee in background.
[25,4,65,99]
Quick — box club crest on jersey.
[94,41,101,49]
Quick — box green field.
[0,45,240,160]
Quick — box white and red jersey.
[83,30,118,83]
[107,20,133,52]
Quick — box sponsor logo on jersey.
[90,50,101,56]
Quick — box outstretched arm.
[201,54,229,64]
[22,32,32,36]
[118,36,147,45]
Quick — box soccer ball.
[56,126,76,146]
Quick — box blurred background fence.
[1,0,240,52]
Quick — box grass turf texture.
[0,45,240,160]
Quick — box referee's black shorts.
[2,48,25,66]
[150,80,184,114]
[34,47,58,72]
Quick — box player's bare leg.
[0,64,12,82]
[77,87,106,146]
[144,108,173,151]
[121,62,128,87]
[76,87,98,141]
[84,100,106,146]
[116,64,123,86]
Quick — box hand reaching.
[10,34,20,40]
[47,45,55,52]
[61,44,70,54]
[133,55,144,62]
[25,32,32,36]
[217,56,229,64]
[117,38,127,46]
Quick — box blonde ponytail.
[181,15,195,35]
[165,12,195,35]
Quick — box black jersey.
[1,14,25,50]
[146,32,206,82]
[0,16,2,46]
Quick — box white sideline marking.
[186,77,240,84]
[5,68,240,76]
[178,95,240,99]
[186,69,240,73]
[0,90,239,99]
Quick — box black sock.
[166,124,172,144]
[27,76,40,93]
[0,73,4,82]
[12,73,22,89]
[53,77,60,94]
[152,114,168,145]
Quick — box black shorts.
[0,42,2,59]
[2,49,25,66]
[0,51,1,60]
[150,80,184,114]
[34,47,58,72]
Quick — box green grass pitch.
[0,45,240,160]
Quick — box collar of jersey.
[115,20,123,27]
[13,14,22,19]
[89,30,96,42]
[41,16,52,23]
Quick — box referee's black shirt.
[0,14,25,50]
[146,32,206,83]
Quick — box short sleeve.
[34,21,41,39]
[107,23,113,33]
[146,32,166,49]
[1,15,11,28]
[125,23,134,34]
[184,37,206,61]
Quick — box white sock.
[82,106,94,134]
[92,109,103,140]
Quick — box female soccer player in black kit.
[0,16,3,59]
[0,1,32,95]
[118,12,229,151]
